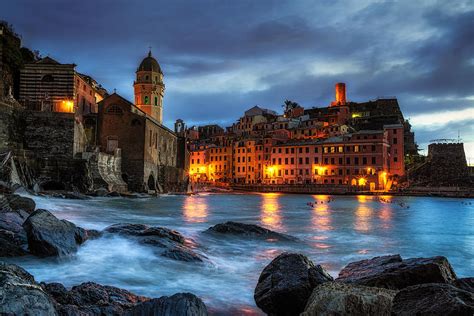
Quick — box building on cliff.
[19,56,107,116]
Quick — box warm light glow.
[358,178,367,186]
[260,193,282,230]
[313,166,326,175]
[183,196,208,223]
[57,100,74,113]
[354,204,373,232]
[266,166,277,178]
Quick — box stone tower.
[134,50,165,124]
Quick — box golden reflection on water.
[311,195,333,232]
[354,204,373,232]
[183,196,209,223]
[260,193,282,230]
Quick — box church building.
[97,51,183,192]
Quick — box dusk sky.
[3,0,474,161]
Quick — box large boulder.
[301,282,396,316]
[392,283,474,315]
[0,262,57,315]
[43,281,149,315]
[205,221,297,241]
[104,223,205,262]
[254,252,333,316]
[22,209,89,256]
[6,194,36,213]
[126,293,208,316]
[336,254,457,290]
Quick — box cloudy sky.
[3,0,474,161]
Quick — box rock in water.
[104,223,205,262]
[126,293,208,316]
[0,263,57,315]
[392,283,474,315]
[336,254,457,289]
[254,252,333,315]
[43,281,149,315]
[205,221,297,241]
[22,209,89,256]
[301,282,396,316]
[5,194,36,213]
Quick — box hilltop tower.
[134,50,165,123]
[331,82,346,106]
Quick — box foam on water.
[6,193,474,314]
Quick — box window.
[354,157,359,165]
[314,147,319,153]
[338,146,343,153]
[42,74,54,82]
[299,157,303,164]
[106,105,123,114]
[154,97,158,106]
[299,148,303,154]
[144,96,149,104]
[363,157,367,165]
[354,145,359,152]
[372,145,376,152]
[290,158,295,164]
[305,157,309,164]
[393,138,398,144]
[314,157,319,164]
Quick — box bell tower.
[134,50,165,123]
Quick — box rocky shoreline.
[0,193,473,315]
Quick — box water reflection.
[260,193,282,230]
[311,195,333,232]
[183,196,209,223]
[354,204,373,232]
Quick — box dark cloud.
[2,0,474,155]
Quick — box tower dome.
[137,50,162,73]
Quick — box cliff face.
[409,143,472,187]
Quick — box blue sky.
[2,0,474,162]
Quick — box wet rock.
[22,209,89,256]
[44,281,149,315]
[5,194,36,213]
[392,283,474,315]
[104,223,205,262]
[336,254,457,290]
[0,262,57,315]
[454,278,474,293]
[301,282,396,316]
[106,191,121,197]
[254,252,333,316]
[0,211,28,233]
[205,221,297,241]
[0,229,28,256]
[126,293,208,316]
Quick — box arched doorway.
[147,174,156,191]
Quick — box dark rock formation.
[254,252,333,316]
[22,209,89,256]
[392,283,474,315]
[5,194,36,213]
[0,228,28,256]
[205,221,297,241]
[336,254,457,290]
[43,281,149,315]
[454,278,474,293]
[301,282,396,316]
[126,293,208,316]
[0,262,57,316]
[104,223,205,262]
